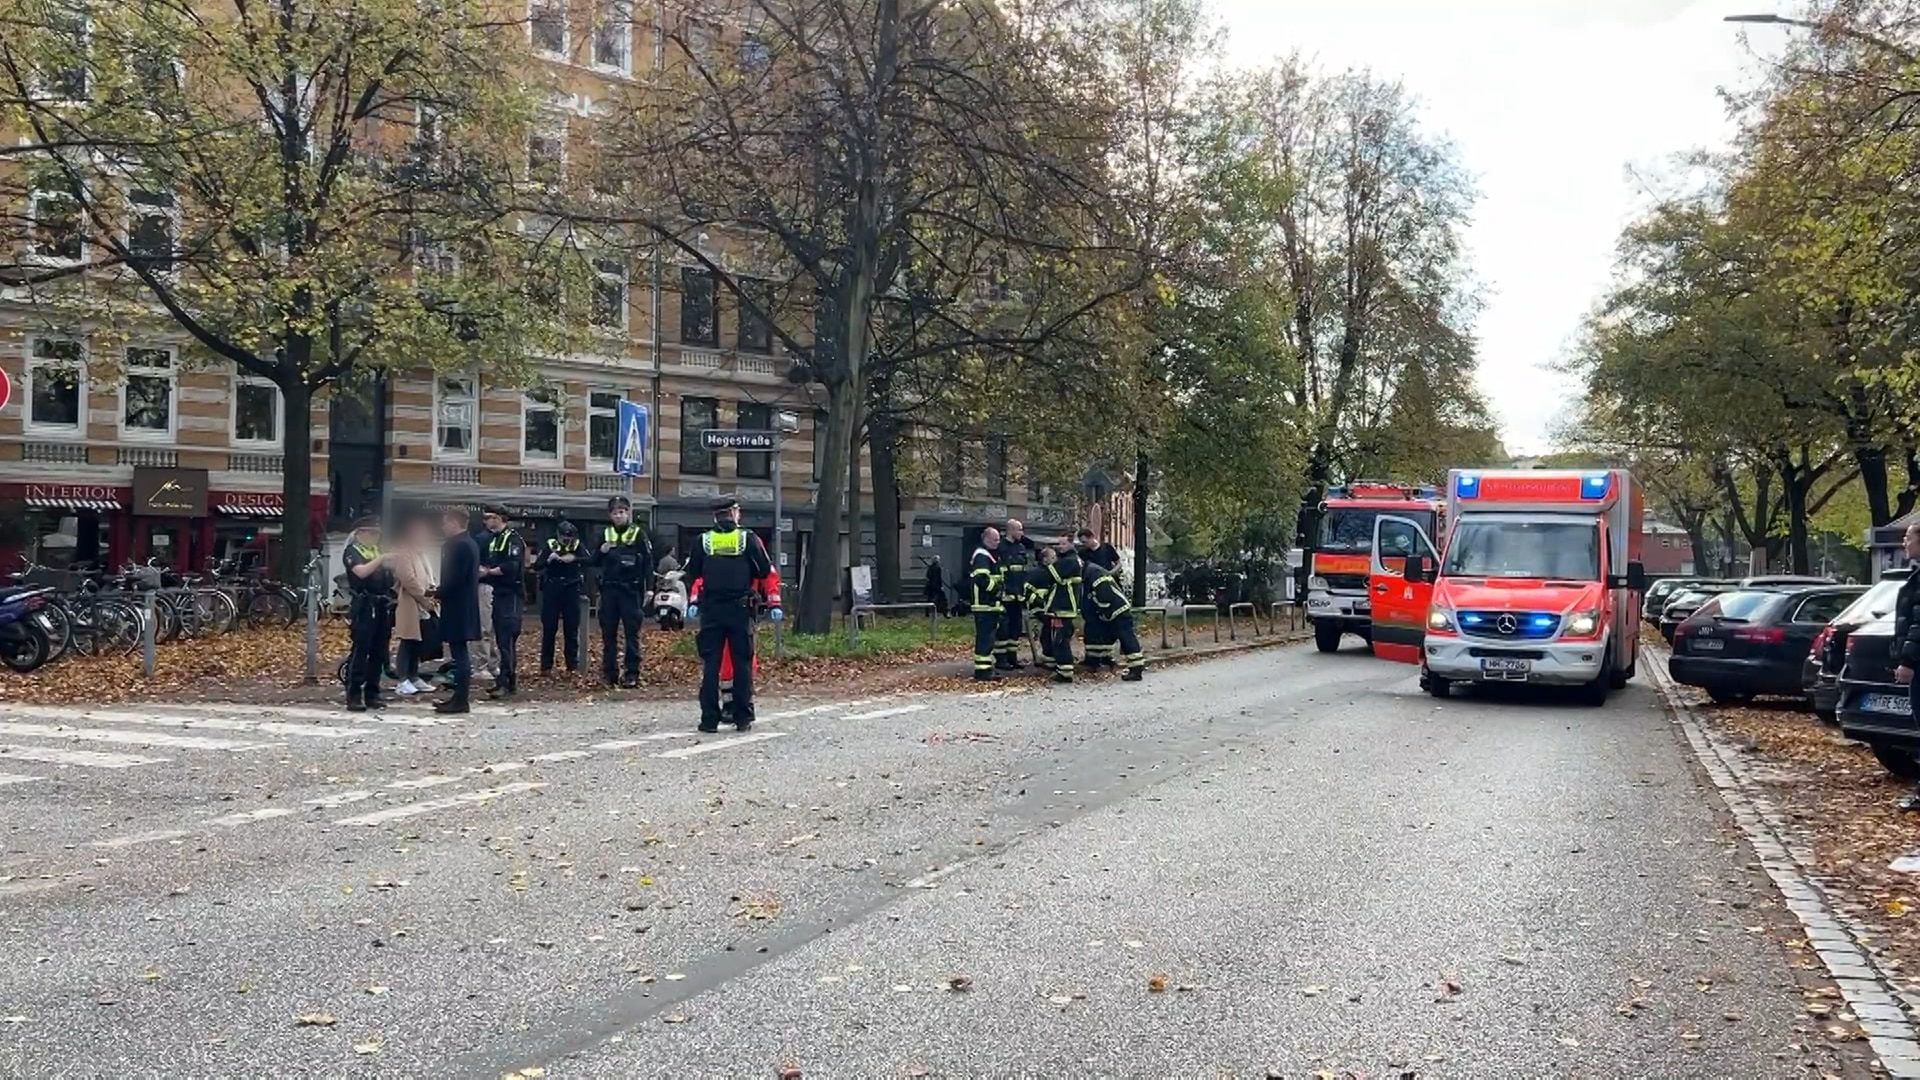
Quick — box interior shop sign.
[25,483,120,501]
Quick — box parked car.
[1669,586,1863,703]
[1738,574,1839,587]
[1643,577,1706,624]
[1806,568,1911,720]
[1659,583,1740,643]
[1833,612,1920,778]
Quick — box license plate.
[1861,692,1912,716]
[1481,657,1531,680]
[1693,639,1724,652]
[1354,603,1370,615]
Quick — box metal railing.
[848,602,939,648]
[1137,606,1171,649]
[1227,602,1257,641]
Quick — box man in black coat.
[435,507,483,715]
[1893,524,1920,809]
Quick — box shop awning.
[216,504,283,517]
[26,497,122,511]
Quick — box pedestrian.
[687,494,780,731]
[478,505,526,699]
[969,526,1003,682]
[657,547,680,575]
[1029,543,1081,683]
[435,506,482,715]
[596,495,653,688]
[923,554,945,611]
[342,515,397,712]
[1082,554,1145,682]
[392,516,439,697]
[995,518,1036,670]
[537,520,586,675]
[1893,524,1920,809]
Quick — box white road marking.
[0,773,44,786]
[0,707,371,740]
[634,732,700,742]
[468,761,525,776]
[590,739,645,751]
[904,862,970,889]
[841,704,929,721]
[528,750,594,763]
[0,745,167,769]
[0,878,66,897]
[333,782,545,827]
[762,698,889,720]
[207,807,296,827]
[388,774,463,790]
[0,721,273,753]
[305,790,376,809]
[178,703,471,727]
[653,732,789,759]
[92,829,190,849]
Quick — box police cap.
[558,520,578,537]
[710,494,741,513]
[607,495,631,512]
[482,504,510,520]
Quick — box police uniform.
[686,495,778,731]
[481,509,526,695]
[1082,559,1145,681]
[537,522,586,674]
[995,534,1035,669]
[342,518,396,711]
[968,542,1002,681]
[596,496,653,687]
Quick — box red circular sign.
[0,368,12,413]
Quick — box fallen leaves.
[1434,975,1463,1003]
[947,975,973,993]
[353,1039,383,1056]
[293,1013,338,1027]
[1147,974,1168,993]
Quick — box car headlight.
[1427,607,1455,632]
[1307,576,1329,591]
[1566,610,1599,636]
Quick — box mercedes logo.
[1495,614,1519,635]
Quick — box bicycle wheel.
[95,599,144,655]
[152,594,182,643]
[246,589,296,628]
[33,602,71,662]
[198,588,240,634]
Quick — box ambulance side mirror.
[1609,561,1648,592]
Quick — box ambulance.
[1368,468,1648,704]
[1306,481,1445,653]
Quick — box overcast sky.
[1211,0,1788,455]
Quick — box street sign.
[700,429,776,452]
[615,401,649,477]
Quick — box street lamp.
[1724,12,1918,64]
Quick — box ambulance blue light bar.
[1454,471,1614,502]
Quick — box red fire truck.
[1306,481,1445,654]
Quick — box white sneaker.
[395,679,420,696]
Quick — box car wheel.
[1422,670,1450,699]
[1706,688,1753,705]
[1579,671,1611,707]
[1313,621,1342,654]
[1872,743,1920,780]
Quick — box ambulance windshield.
[1442,519,1600,581]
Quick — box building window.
[938,437,961,494]
[522,386,560,463]
[530,0,567,55]
[737,278,773,353]
[680,396,718,476]
[26,337,84,434]
[1026,469,1044,502]
[121,346,174,437]
[435,374,476,458]
[28,177,85,264]
[736,402,771,480]
[592,0,631,71]
[587,389,622,465]
[679,267,718,345]
[528,114,566,187]
[739,32,771,72]
[126,186,177,272]
[39,5,89,102]
[812,409,828,482]
[591,258,628,332]
[232,373,281,445]
[987,437,1007,499]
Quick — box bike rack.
[1227,602,1258,641]
[848,602,939,648]
[1178,604,1219,646]
[1137,606,1172,649]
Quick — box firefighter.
[687,495,779,731]
[342,515,397,712]
[1030,542,1081,683]
[1082,555,1145,682]
[537,520,585,675]
[969,526,1003,682]
[596,495,652,688]
[1075,531,1116,670]
[995,518,1036,670]
[478,505,526,698]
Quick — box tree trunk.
[278,379,314,586]
[798,378,857,634]
[1130,453,1149,607]
[870,413,902,604]
[1785,469,1813,575]
[1686,525,1709,576]
[1856,443,1893,526]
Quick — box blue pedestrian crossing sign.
[616,400,649,477]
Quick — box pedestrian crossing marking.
[178,703,473,727]
[653,731,788,759]
[207,807,296,827]
[305,790,376,809]
[842,704,928,721]
[528,750,594,763]
[0,773,43,786]
[469,761,525,776]
[589,739,644,750]
[763,698,889,720]
[93,828,190,849]
[388,774,462,790]
[0,721,274,753]
[0,707,372,740]
[333,781,545,827]
[0,745,167,769]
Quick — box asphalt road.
[0,643,1877,1078]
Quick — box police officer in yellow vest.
[969,526,1003,682]
[686,495,779,731]
[537,520,585,675]
[478,505,526,698]
[596,495,653,688]
[342,515,397,712]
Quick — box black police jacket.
[687,526,772,605]
[343,542,395,603]
[481,528,525,591]
[596,524,653,589]
[538,537,586,589]
[1897,571,1920,667]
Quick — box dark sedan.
[1642,577,1706,624]
[1806,568,1910,719]
[1834,614,1920,778]
[1669,585,1864,704]
[1659,583,1740,643]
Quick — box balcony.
[432,463,481,486]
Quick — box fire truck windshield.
[1442,520,1600,581]
[1318,507,1434,555]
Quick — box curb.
[1647,650,1920,1076]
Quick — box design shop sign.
[133,467,210,518]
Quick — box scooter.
[652,570,689,630]
[0,585,58,673]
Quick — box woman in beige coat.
[392,518,440,696]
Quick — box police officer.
[478,505,526,698]
[342,515,397,712]
[537,520,585,675]
[596,495,653,688]
[686,495,779,732]
[968,526,1003,682]
[1082,555,1145,682]
[995,518,1035,670]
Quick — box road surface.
[0,644,1875,1077]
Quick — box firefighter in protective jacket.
[1081,557,1145,681]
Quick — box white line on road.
[178,703,473,727]
[468,761,525,776]
[0,745,167,769]
[92,829,190,849]
[0,878,67,897]
[653,732,789,759]
[762,698,889,720]
[305,790,376,809]
[841,704,929,721]
[632,732,700,742]
[388,774,463,790]
[0,722,274,753]
[0,706,372,740]
[333,782,545,827]
[589,739,645,750]
[528,750,594,763]
[207,807,296,828]
[0,773,43,786]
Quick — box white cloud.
[1212,0,1783,454]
